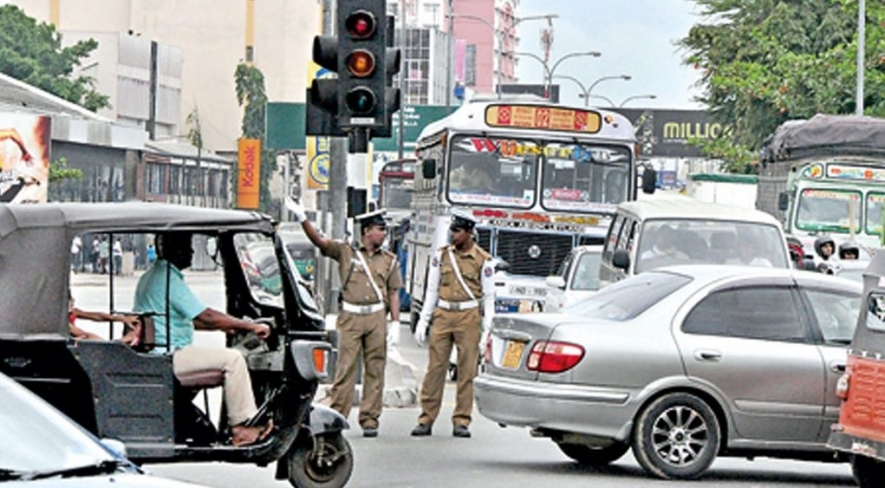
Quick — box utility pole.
[397,0,406,159]
[857,0,865,115]
[322,0,347,313]
[446,0,454,112]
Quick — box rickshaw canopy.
[0,202,276,338]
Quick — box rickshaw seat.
[177,369,225,389]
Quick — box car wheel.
[632,392,720,480]
[852,455,885,488]
[556,441,629,466]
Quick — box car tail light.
[835,373,850,400]
[526,341,584,373]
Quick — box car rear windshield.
[562,272,692,321]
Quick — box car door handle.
[829,361,846,373]
[494,329,533,342]
[693,349,722,362]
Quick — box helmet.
[839,241,860,259]
[813,236,836,258]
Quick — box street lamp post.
[514,51,601,100]
[450,13,558,99]
[619,94,657,107]
[589,94,615,107]
[554,74,630,107]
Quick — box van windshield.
[634,219,789,273]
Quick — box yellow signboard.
[237,138,261,209]
[485,104,601,133]
[307,60,331,190]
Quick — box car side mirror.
[778,191,789,211]
[545,275,566,290]
[641,168,657,194]
[422,159,437,179]
[612,249,631,271]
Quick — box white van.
[599,197,792,287]
[544,245,602,312]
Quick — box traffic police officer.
[289,199,402,437]
[411,210,495,438]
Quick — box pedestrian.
[91,236,101,273]
[411,210,495,438]
[70,235,83,273]
[98,237,110,274]
[112,238,123,275]
[288,198,402,438]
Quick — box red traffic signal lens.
[347,50,376,77]
[345,10,376,39]
[345,88,377,115]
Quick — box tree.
[0,5,109,111]
[234,63,277,214]
[680,0,885,160]
[48,157,82,182]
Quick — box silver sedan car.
[475,265,860,480]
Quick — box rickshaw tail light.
[836,373,850,400]
[313,348,328,375]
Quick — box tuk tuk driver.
[134,232,273,447]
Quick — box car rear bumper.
[474,374,636,441]
[829,428,885,461]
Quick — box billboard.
[612,109,723,159]
[237,138,261,209]
[0,113,50,203]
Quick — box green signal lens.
[345,88,377,115]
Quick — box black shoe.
[362,427,378,438]
[452,425,471,438]
[411,423,432,436]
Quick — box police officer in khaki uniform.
[289,200,402,438]
[411,210,495,438]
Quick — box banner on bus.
[0,113,50,204]
[237,138,261,209]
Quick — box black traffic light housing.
[305,0,401,152]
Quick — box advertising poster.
[237,138,261,209]
[306,60,330,190]
[0,113,50,203]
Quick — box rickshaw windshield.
[234,234,285,308]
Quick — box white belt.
[437,299,479,311]
[341,301,385,315]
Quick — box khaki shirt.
[437,243,491,302]
[324,241,403,306]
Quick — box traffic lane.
[149,393,854,488]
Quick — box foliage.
[234,63,277,214]
[48,157,82,182]
[0,5,109,111]
[185,106,203,151]
[680,0,885,169]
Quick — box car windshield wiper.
[0,468,30,481]
[18,459,127,481]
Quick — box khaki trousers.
[418,307,481,428]
[330,310,387,429]
[173,346,257,426]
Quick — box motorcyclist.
[813,236,841,274]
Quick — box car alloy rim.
[651,405,709,467]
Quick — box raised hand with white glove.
[285,196,308,223]
[387,319,401,347]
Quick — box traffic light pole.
[321,0,346,314]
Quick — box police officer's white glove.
[387,320,400,347]
[480,328,491,354]
[414,318,429,347]
[285,197,308,223]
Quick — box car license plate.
[502,341,525,369]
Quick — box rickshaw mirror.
[422,159,437,179]
[205,236,218,258]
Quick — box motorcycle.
[0,202,352,488]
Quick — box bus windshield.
[382,179,412,210]
[541,142,631,212]
[867,192,885,236]
[447,135,538,208]
[796,188,861,233]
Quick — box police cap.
[449,209,477,232]
[355,209,387,229]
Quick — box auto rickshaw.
[828,251,885,487]
[0,203,352,488]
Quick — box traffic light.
[305,0,401,152]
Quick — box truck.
[757,114,885,255]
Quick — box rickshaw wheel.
[288,432,353,488]
[852,455,885,488]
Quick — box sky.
[516,0,704,110]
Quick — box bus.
[378,159,416,213]
[406,100,643,327]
